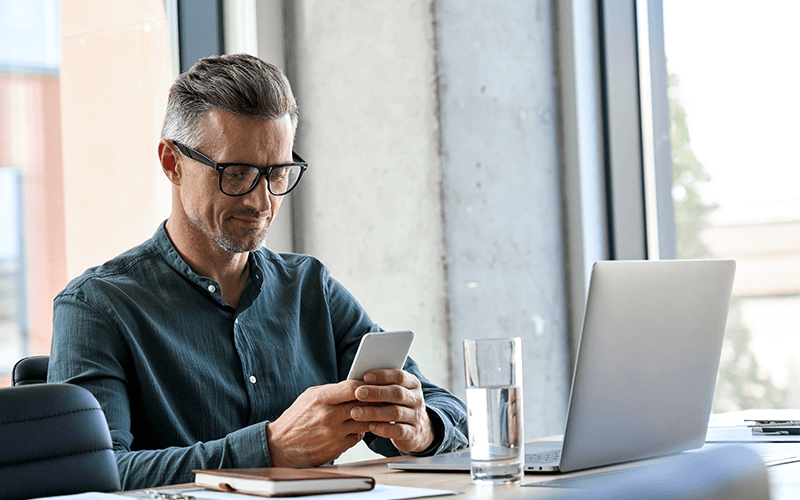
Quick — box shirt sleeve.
[323,273,469,457]
[49,293,274,490]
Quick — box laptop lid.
[388,259,735,474]
[558,259,735,472]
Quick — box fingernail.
[352,407,362,418]
[369,422,376,432]
[364,373,376,383]
[357,387,369,398]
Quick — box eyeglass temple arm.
[175,140,305,166]
[172,141,216,166]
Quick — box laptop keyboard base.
[526,449,561,464]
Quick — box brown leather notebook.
[193,467,375,497]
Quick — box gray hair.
[161,53,298,148]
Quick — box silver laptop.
[389,259,736,474]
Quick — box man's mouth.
[230,215,270,228]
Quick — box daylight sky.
[662,0,800,222]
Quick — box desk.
[140,412,800,500]
[705,409,800,500]
[335,455,558,499]
[141,445,799,500]
[328,412,800,500]
[330,446,796,500]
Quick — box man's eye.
[270,167,289,181]
[226,166,253,181]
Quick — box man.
[49,54,468,490]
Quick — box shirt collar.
[151,221,265,310]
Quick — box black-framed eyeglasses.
[171,140,308,197]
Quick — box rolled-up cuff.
[227,421,274,467]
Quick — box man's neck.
[164,217,251,308]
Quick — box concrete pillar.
[286,0,570,437]
[435,0,570,436]
[286,0,451,389]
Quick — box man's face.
[177,109,295,254]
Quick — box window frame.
[558,0,675,359]
[598,0,675,262]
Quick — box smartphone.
[346,330,416,380]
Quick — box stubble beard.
[188,212,270,254]
[216,223,269,253]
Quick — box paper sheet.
[35,494,123,500]
[36,484,458,500]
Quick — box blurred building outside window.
[0,0,64,386]
[0,0,172,388]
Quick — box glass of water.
[463,337,524,485]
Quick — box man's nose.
[244,174,273,212]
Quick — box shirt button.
[249,375,257,384]
[234,318,239,324]
[208,285,216,293]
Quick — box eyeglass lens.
[221,164,303,196]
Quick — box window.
[663,1,800,410]
[0,168,25,372]
[0,0,172,387]
[0,0,63,384]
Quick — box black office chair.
[12,355,50,385]
[0,383,121,500]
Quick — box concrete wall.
[285,0,570,438]
[286,0,451,389]
[435,0,570,436]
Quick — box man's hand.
[266,380,370,468]
[350,369,435,454]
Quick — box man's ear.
[158,140,181,185]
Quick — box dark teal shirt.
[49,223,468,490]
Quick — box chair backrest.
[0,383,121,500]
[12,355,50,386]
